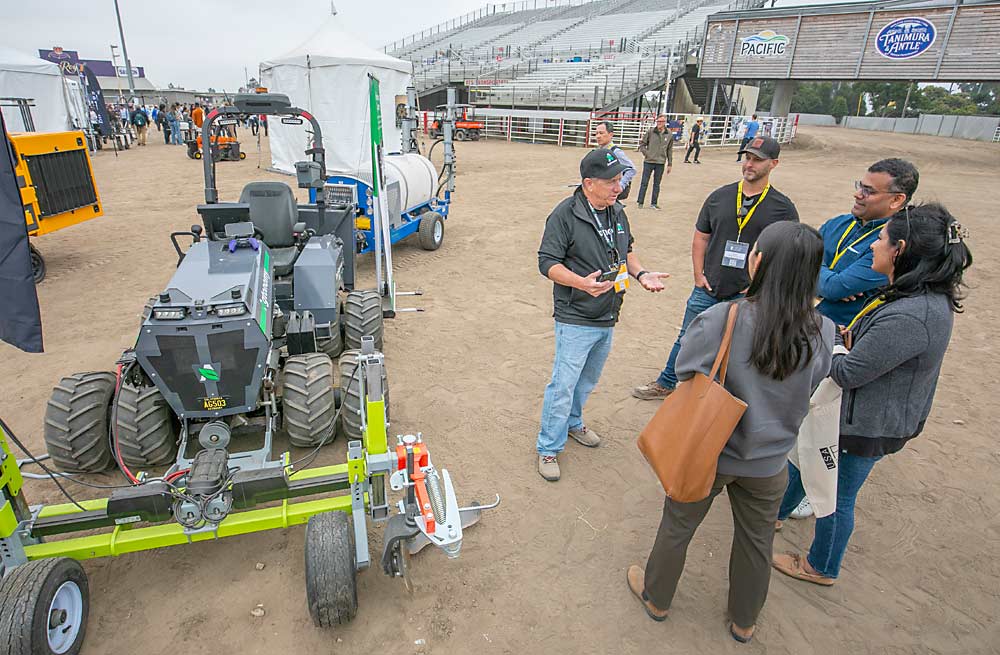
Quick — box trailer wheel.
[30,243,46,283]
[343,290,384,351]
[418,211,444,251]
[44,372,116,473]
[455,128,468,141]
[193,150,203,160]
[338,349,389,441]
[283,353,337,448]
[239,151,247,160]
[304,512,358,628]
[114,381,178,468]
[0,557,90,655]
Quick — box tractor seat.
[239,181,299,276]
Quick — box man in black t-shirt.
[633,135,799,400]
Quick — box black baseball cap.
[738,135,781,160]
[580,148,628,180]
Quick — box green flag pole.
[368,74,395,312]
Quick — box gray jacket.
[833,293,954,440]
[639,127,674,165]
[676,300,835,478]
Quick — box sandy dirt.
[2,125,998,655]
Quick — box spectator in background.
[594,121,636,204]
[261,114,268,136]
[157,103,170,144]
[684,117,703,164]
[192,102,205,129]
[737,115,760,162]
[129,105,149,146]
[773,203,972,588]
[169,104,182,145]
[636,114,674,210]
[249,114,259,136]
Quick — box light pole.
[113,0,137,101]
[109,45,124,104]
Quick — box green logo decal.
[606,152,616,164]
[198,365,219,382]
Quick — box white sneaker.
[790,497,813,519]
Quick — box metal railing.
[415,108,796,148]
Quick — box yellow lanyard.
[846,297,885,330]
[735,181,770,239]
[829,220,883,269]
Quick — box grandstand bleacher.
[387,0,745,111]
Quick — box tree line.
[755,81,999,120]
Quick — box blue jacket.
[816,213,888,325]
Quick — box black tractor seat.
[239,181,301,276]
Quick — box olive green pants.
[643,468,788,629]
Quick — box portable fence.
[419,110,797,149]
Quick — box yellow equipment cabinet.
[11,130,103,282]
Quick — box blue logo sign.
[875,17,936,60]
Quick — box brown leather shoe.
[632,381,673,401]
[626,565,669,621]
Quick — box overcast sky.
[7,0,494,91]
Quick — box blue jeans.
[536,321,614,457]
[170,120,182,144]
[656,286,741,389]
[777,453,882,578]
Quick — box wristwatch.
[636,270,649,280]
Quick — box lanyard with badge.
[722,180,771,269]
[589,204,629,292]
[829,220,883,269]
[845,296,885,330]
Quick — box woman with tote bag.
[627,222,835,643]
[773,203,973,587]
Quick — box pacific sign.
[875,17,936,59]
[739,30,790,57]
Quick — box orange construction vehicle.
[428,104,483,141]
[186,118,246,161]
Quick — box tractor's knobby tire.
[418,211,444,251]
[343,290,384,351]
[0,557,89,655]
[455,128,467,141]
[44,372,116,473]
[317,323,344,360]
[304,512,357,628]
[338,349,389,441]
[283,353,336,448]
[428,128,439,138]
[186,147,197,160]
[113,381,178,468]
[29,243,45,283]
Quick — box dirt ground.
[2,125,998,655]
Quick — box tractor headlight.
[152,307,186,320]
[215,304,247,317]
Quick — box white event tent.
[0,47,79,133]
[260,16,412,176]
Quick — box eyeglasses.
[854,180,896,199]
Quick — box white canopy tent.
[0,48,76,133]
[260,16,412,176]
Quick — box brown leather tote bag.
[637,303,747,502]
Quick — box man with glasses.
[535,149,670,481]
[782,157,918,521]
[633,135,798,401]
[814,159,919,326]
